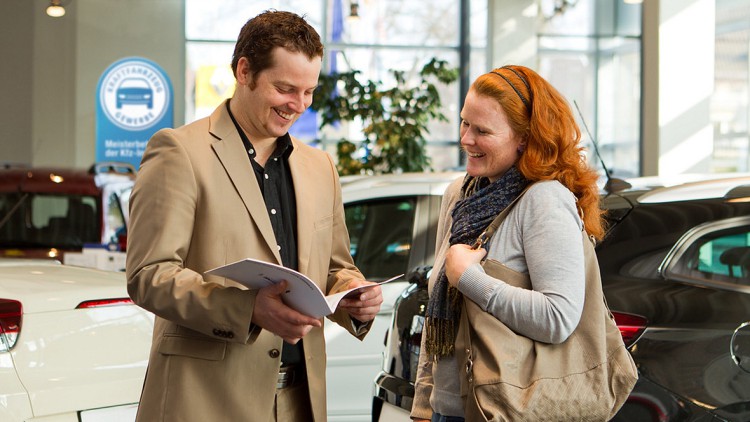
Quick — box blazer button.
[269,349,280,358]
[227,331,234,338]
[213,329,221,336]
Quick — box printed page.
[205,258,402,318]
[324,273,404,312]
[205,258,330,317]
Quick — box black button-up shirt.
[227,100,302,365]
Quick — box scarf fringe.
[424,167,529,360]
[424,286,462,359]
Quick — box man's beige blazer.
[126,101,367,422]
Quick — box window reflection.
[344,197,416,279]
[185,0,487,171]
[674,224,750,285]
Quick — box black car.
[340,172,750,422]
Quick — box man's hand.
[252,281,322,344]
[445,243,487,288]
[337,279,384,322]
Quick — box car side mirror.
[731,321,750,373]
[407,265,432,287]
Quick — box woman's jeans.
[431,413,465,422]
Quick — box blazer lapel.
[288,138,316,275]
[208,102,282,264]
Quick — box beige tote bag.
[455,192,638,421]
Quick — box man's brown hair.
[231,10,324,88]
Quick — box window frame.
[660,215,750,292]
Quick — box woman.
[411,65,605,422]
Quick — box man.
[125,10,383,422]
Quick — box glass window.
[344,197,416,279]
[320,47,460,146]
[673,224,750,285]
[0,193,100,249]
[711,1,750,172]
[185,0,324,123]
[185,0,323,41]
[336,0,458,46]
[699,234,749,279]
[31,195,68,227]
[103,186,131,246]
[538,0,642,178]
[185,0,487,171]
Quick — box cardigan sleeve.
[457,181,586,344]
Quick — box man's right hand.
[251,280,322,344]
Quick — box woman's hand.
[444,243,487,287]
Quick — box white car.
[0,170,463,422]
[0,259,153,422]
[324,172,462,421]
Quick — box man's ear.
[236,57,254,87]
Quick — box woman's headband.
[490,66,532,110]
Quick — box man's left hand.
[337,279,383,322]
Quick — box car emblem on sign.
[99,59,170,131]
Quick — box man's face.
[238,47,322,141]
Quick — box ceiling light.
[623,0,643,4]
[46,0,66,18]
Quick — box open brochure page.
[205,258,402,318]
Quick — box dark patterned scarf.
[424,166,529,359]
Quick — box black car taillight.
[612,311,647,347]
[0,299,22,352]
[75,298,133,309]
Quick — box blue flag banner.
[95,57,173,169]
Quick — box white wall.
[642,0,715,176]
[0,0,35,165]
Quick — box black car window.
[344,197,417,280]
[671,223,750,285]
[0,193,99,248]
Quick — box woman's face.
[459,89,524,182]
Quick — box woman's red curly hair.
[472,65,605,240]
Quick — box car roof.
[0,166,101,195]
[0,163,136,196]
[341,171,750,205]
[341,171,464,202]
[0,259,128,313]
[612,173,750,203]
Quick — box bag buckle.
[472,231,489,250]
[465,348,474,383]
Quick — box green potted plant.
[311,58,458,175]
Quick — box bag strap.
[472,183,534,250]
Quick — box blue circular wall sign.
[99,58,171,131]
